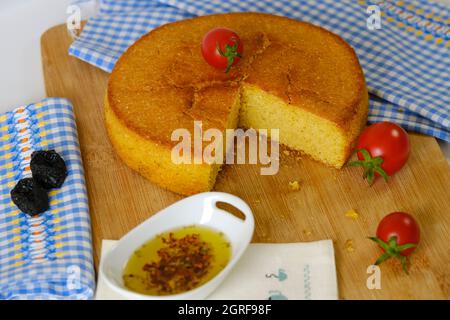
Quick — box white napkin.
[95,239,338,300]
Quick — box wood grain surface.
[41,24,450,299]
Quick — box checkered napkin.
[69,0,450,141]
[0,98,95,300]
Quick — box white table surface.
[0,0,449,161]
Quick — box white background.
[0,0,448,160]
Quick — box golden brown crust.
[105,95,214,195]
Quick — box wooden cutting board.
[41,24,450,299]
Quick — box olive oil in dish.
[123,225,231,296]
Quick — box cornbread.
[345,209,360,220]
[345,239,355,252]
[105,13,368,195]
[288,181,301,191]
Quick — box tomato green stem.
[369,236,416,274]
[349,148,389,185]
[216,38,242,74]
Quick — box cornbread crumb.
[303,229,312,236]
[344,239,355,252]
[283,150,290,156]
[288,180,300,191]
[345,209,359,220]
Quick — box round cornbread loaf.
[105,12,368,195]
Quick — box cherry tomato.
[370,212,420,273]
[201,27,243,73]
[350,122,410,185]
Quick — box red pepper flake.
[141,233,213,295]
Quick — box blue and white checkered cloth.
[0,98,94,300]
[69,0,450,141]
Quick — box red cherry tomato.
[370,212,420,273]
[350,122,410,185]
[201,27,243,73]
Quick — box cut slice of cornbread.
[105,12,368,195]
[240,83,368,167]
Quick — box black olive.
[30,150,67,189]
[10,178,49,216]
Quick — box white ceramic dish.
[100,192,254,300]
